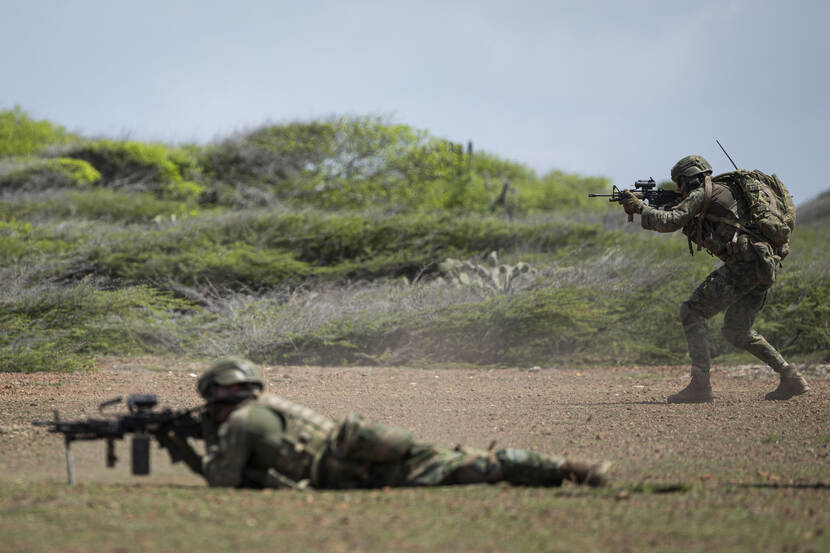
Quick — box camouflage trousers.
[681,259,787,373]
[319,443,568,489]
[318,415,567,488]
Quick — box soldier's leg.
[397,444,609,487]
[721,286,785,369]
[669,267,734,403]
[398,443,502,486]
[495,448,609,487]
[721,288,809,400]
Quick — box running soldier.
[620,155,809,403]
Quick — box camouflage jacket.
[202,394,336,488]
[640,178,754,262]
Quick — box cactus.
[438,251,536,293]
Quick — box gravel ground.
[1,357,828,487]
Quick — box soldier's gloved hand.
[620,190,644,215]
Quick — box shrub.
[757,270,830,360]
[200,116,604,213]
[0,106,78,157]
[0,157,101,191]
[64,139,203,200]
[0,220,76,264]
[0,278,203,372]
[0,189,201,224]
[519,170,612,212]
[76,210,614,290]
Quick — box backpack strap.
[695,175,713,251]
[703,213,766,243]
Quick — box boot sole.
[667,398,714,404]
[764,387,809,401]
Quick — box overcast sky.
[2,0,827,203]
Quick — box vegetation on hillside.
[1,107,829,371]
[0,106,79,157]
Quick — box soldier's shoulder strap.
[694,175,714,251]
[258,394,336,434]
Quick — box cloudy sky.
[3,0,827,202]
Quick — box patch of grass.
[0,277,204,372]
[0,188,203,224]
[238,281,691,368]
[761,433,781,445]
[0,481,827,553]
[0,220,78,263]
[75,210,615,290]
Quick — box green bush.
[0,220,76,264]
[0,189,201,224]
[757,271,830,360]
[200,117,602,213]
[518,170,611,212]
[89,230,311,289]
[0,157,101,191]
[77,211,614,290]
[65,139,203,200]
[0,106,78,157]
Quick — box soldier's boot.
[667,367,713,404]
[495,448,610,487]
[557,459,611,487]
[765,365,809,401]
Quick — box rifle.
[588,178,681,222]
[33,394,204,484]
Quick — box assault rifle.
[33,394,203,484]
[588,178,681,222]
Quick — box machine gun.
[33,394,203,484]
[588,178,682,222]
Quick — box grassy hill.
[1,107,828,371]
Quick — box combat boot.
[557,459,611,487]
[765,365,809,401]
[495,448,610,487]
[667,367,713,404]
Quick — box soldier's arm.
[203,404,284,487]
[203,407,256,487]
[640,187,705,232]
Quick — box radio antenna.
[716,139,739,170]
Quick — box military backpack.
[709,170,796,258]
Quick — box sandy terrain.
[2,358,827,488]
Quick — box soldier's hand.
[620,190,644,215]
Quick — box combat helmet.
[670,155,712,184]
[197,357,264,399]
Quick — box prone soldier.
[173,358,610,489]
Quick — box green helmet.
[197,357,264,398]
[670,155,712,184]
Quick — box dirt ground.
[1,357,828,487]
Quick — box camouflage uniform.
[626,156,808,401]
[201,393,607,489]
[640,180,787,375]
